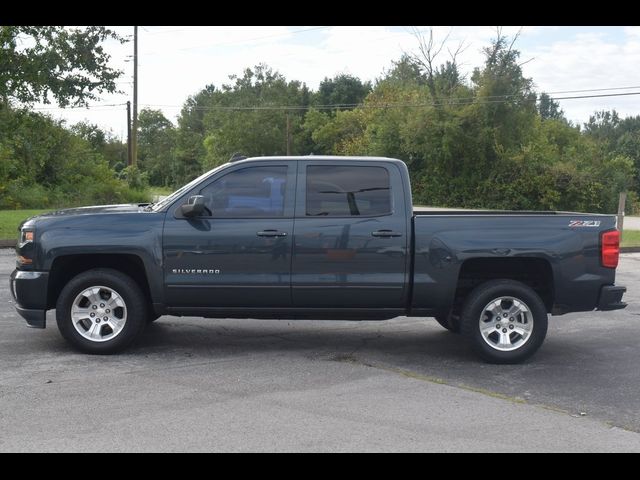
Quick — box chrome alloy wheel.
[479,296,533,352]
[71,286,127,342]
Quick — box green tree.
[137,108,176,186]
[0,26,125,107]
[537,92,565,121]
[200,64,311,168]
[314,74,371,110]
[171,85,219,186]
[381,54,426,87]
[0,107,147,209]
[583,110,621,146]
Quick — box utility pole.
[126,101,132,166]
[618,191,627,232]
[286,112,292,156]
[131,25,138,166]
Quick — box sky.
[29,26,640,140]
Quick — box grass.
[622,230,640,247]
[149,186,174,196]
[0,209,49,241]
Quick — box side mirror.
[180,195,206,217]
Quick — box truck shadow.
[134,317,481,364]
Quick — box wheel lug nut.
[502,328,507,333]
[90,313,95,317]
[106,309,110,313]
[509,317,514,321]
[509,324,515,330]
[103,316,108,321]
[100,303,105,308]
[503,313,508,318]
[92,305,97,310]
[96,319,101,323]
[496,324,501,329]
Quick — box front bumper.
[597,285,627,311]
[10,269,49,328]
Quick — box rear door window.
[306,165,391,216]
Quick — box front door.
[291,161,409,308]
[163,162,296,308]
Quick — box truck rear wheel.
[460,280,548,364]
[55,268,147,354]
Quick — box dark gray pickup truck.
[11,156,627,362]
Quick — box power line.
[544,85,640,95]
[31,103,127,111]
[22,86,640,113]
[451,85,640,102]
[139,90,640,112]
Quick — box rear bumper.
[597,285,627,311]
[10,270,48,328]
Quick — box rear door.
[291,161,409,308]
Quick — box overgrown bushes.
[0,107,149,209]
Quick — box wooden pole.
[126,101,132,166]
[131,26,138,166]
[617,191,627,232]
[286,112,292,156]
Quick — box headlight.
[20,229,34,244]
[18,228,35,267]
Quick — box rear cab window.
[305,165,392,217]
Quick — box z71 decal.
[568,220,601,227]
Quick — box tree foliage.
[314,74,371,110]
[538,93,565,121]
[198,64,311,168]
[0,26,125,107]
[0,107,146,209]
[2,29,638,214]
[137,109,176,186]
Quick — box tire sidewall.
[56,269,146,354]
[461,280,548,364]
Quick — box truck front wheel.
[55,269,147,354]
[460,280,548,364]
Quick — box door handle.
[371,230,403,238]
[257,230,288,237]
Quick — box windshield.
[150,163,229,212]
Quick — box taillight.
[601,230,620,268]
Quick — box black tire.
[460,279,548,364]
[434,311,461,333]
[55,268,147,354]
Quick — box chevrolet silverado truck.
[10,156,627,363]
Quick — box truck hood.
[20,204,147,229]
[41,204,146,217]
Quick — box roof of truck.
[236,155,405,163]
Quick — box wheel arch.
[455,257,554,313]
[47,254,153,310]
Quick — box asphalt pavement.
[1,248,639,452]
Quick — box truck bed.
[410,211,618,315]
